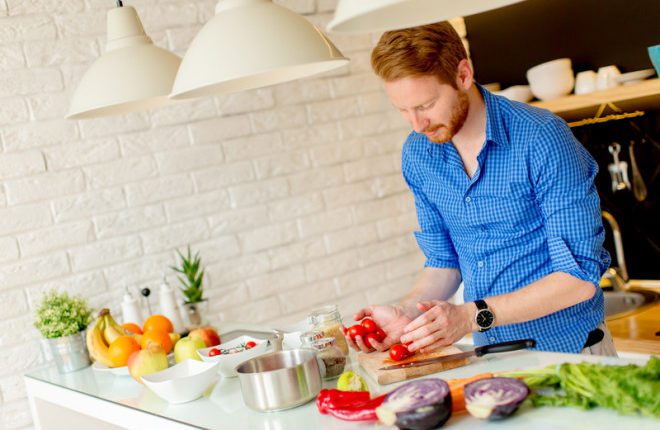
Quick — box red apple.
[188,326,220,347]
[127,345,168,384]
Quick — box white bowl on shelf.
[526,58,575,101]
[494,85,534,103]
[142,360,218,404]
[197,335,271,377]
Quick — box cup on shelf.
[526,58,574,101]
[574,70,598,95]
[596,65,621,91]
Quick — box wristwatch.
[474,299,495,332]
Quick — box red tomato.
[364,332,380,349]
[208,348,221,357]
[360,318,378,333]
[347,325,365,340]
[389,344,410,361]
[374,328,386,341]
[245,341,257,349]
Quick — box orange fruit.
[143,315,174,334]
[108,336,141,367]
[121,322,143,335]
[140,329,173,354]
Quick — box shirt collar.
[424,81,510,158]
[477,82,510,147]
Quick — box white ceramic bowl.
[494,85,534,103]
[142,360,218,404]
[197,335,270,377]
[526,58,574,101]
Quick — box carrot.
[446,373,493,413]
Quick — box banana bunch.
[86,308,136,367]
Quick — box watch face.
[476,309,494,329]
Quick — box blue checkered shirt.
[401,84,610,353]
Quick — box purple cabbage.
[464,377,530,420]
[376,379,452,430]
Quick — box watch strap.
[474,299,488,310]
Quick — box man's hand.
[400,300,475,353]
[342,305,412,353]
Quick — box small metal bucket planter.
[47,331,91,373]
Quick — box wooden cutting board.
[358,345,470,385]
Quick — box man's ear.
[455,59,474,90]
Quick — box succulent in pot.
[171,245,207,330]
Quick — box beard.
[423,90,470,143]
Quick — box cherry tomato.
[245,341,257,349]
[360,318,378,333]
[364,332,380,349]
[347,325,366,340]
[389,344,410,361]
[374,328,386,342]
[208,348,221,357]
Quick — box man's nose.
[410,112,427,133]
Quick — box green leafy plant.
[171,245,205,304]
[34,290,93,339]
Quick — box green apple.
[174,336,206,363]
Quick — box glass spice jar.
[308,304,349,355]
[312,337,346,380]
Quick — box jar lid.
[308,304,341,325]
[299,330,324,345]
[312,337,336,351]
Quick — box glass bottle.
[312,337,346,380]
[308,304,349,355]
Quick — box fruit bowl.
[91,353,175,376]
[197,335,271,377]
[142,360,219,404]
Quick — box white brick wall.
[0,1,428,427]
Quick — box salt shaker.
[120,287,143,325]
[158,277,184,333]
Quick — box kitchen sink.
[603,284,659,318]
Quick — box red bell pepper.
[316,389,370,414]
[325,394,386,421]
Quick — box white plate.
[92,361,130,376]
[616,69,656,84]
[91,353,175,376]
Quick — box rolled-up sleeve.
[531,117,611,285]
[402,143,460,269]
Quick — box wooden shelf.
[529,78,660,121]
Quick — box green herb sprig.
[34,290,93,339]
[171,245,205,304]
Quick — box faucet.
[601,211,629,290]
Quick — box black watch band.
[474,299,495,332]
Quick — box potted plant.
[34,290,93,373]
[171,246,207,330]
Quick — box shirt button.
[477,261,484,268]
[465,196,471,203]
[489,337,496,342]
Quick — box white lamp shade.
[170,0,349,100]
[327,0,526,33]
[67,6,181,119]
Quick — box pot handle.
[271,330,284,352]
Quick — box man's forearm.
[467,272,597,331]
[398,267,462,319]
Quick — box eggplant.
[376,379,452,430]
[464,377,530,420]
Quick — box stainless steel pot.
[236,349,322,412]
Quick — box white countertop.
[25,339,658,430]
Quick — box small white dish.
[142,360,219,404]
[197,335,270,377]
[615,69,656,85]
[92,361,130,376]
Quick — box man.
[345,22,615,355]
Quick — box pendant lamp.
[67,2,181,119]
[327,0,526,33]
[169,0,349,100]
